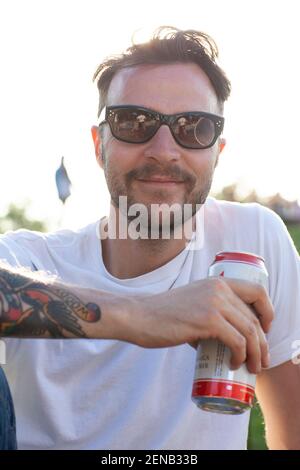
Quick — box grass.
[247,221,300,449]
[247,400,268,450]
[286,223,300,250]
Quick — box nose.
[143,124,181,162]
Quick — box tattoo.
[0,267,101,338]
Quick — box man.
[0,26,300,450]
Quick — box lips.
[137,177,184,183]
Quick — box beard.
[102,147,214,237]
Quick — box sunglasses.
[99,105,224,150]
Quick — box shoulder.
[206,196,269,217]
[1,221,99,248]
[202,197,289,259]
[0,221,100,268]
[205,196,284,228]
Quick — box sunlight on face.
[98,63,222,234]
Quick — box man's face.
[92,63,225,232]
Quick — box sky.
[0,0,299,230]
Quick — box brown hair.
[93,26,231,117]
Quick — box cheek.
[103,152,129,184]
[104,139,140,173]
[189,150,216,176]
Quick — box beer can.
[191,251,269,415]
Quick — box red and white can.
[191,251,269,414]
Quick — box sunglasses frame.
[99,105,224,150]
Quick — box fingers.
[223,296,270,373]
[187,278,273,372]
[221,278,274,333]
[188,316,248,373]
[213,314,247,369]
[247,304,270,369]
[204,278,272,372]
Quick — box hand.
[129,277,274,374]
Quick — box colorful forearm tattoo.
[0,267,101,338]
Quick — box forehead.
[106,63,220,114]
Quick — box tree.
[0,203,47,233]
[213,183,240,202]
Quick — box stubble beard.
[102,147,214,239]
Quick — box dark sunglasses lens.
[173,115,216,148]
[110,108,158,142]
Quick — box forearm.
[0,263,136,341]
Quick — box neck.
[100,205,196,279]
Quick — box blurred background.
[1,0,300,450]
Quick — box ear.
[219,137,226,153]
[91,126,103,169]
[214,137,226,169]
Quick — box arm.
[0,262,134,341]
[0,262,273,374]
[256,360,300,449]
[253,207,300,448]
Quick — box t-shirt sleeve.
[0,234,33,270]
[259,206,300,368]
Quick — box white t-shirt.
[1,197,300,450]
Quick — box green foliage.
[286,223,300,253]
[247,400,268,450]
[0,203,47,233]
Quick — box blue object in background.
[55,156,72,204]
